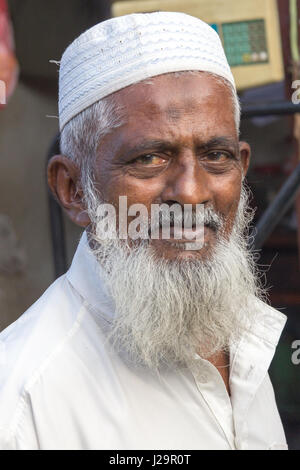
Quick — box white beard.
[84,182,265,373]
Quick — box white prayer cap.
[59,11,235,131]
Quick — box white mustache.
[149,205,223,236]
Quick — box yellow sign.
[112,0,284,90]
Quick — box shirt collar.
[66,231,116,323]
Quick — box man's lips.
[150,224,215,242]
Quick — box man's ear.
[47,155,91,227]
[239,141,251,179]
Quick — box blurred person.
[0,12,288,450]
[0,0,18,106]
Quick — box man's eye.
[134,154,166,165]
[206,151,232,162]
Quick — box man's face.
[90,72,250,260]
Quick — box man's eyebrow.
[117,136,238,161]
[118,140,176,161]
[197,136,238,152]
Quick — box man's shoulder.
[0,274,85,439]
[0,274,82,362]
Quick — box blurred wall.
[0,0,110,330]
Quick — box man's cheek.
[218,199,240,233]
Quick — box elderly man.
[0,12,287,450]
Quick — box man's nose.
[160,155,212,206]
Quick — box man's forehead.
[114,72,234,122]
[108,81,238,160]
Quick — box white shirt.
[0,232,288,450]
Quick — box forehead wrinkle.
[144,99,199,122]
[165,106,182,122]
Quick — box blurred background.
[0,0,299,449]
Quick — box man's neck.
[207,351,231,396]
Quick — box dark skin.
[48,73,251,394]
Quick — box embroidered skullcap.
[58,11,235,131]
